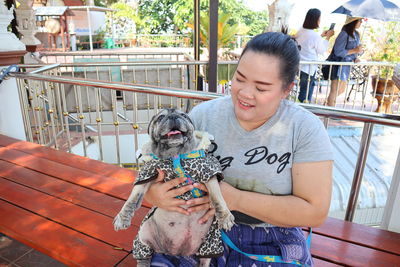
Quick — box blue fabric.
[331,30,360,81]
[298,71,316,103]
[150,224,313,267]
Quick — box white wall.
[70,10,106,36]
[0,77,26,140]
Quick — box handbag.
[321,34,350,80]
[321,53,342,80]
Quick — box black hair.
[240,31,300,90]
[303,8,321,30]
[342,19,361,38]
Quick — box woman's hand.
[322,30,334,40]
[144,170,193,215]
[189,181,240,224]
[187,183,214,224]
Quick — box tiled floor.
[0,234,66,267]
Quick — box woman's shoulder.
[189,95,231,124]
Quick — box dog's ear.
[147,110,163,136]
[147,114,156,135]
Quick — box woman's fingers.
[187,202,210,214]
[186,194,210,207]
[162,176,187,191]
[192,182,208,192]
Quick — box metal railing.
[32,54,399,114]
[39,51,191,64]
[9,66,400,226]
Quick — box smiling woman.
[145,32,334,267]
[231,51,289,131]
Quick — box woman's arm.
[334,31,362,58]
[221,160,333,227]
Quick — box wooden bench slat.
[310,232,400,266]
[0,200,128,267]
[313,217,400,256]
[312,258,344,266]
[0,159,124,217]
[0,177,146,251]
[0,146,131,198]
[0,134,135,183]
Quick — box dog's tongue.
[167,130,182,137]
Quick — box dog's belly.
[138,207,213,256]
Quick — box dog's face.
[148,108,196,159]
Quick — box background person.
[295,8,334,103]
[145,32,334,267]
[326,16,364,106]
[393,63,400,89]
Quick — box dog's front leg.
[113,183,151,231]
[206,177,235,231]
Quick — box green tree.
[81,0,119,8]
[137,0,267,35]
[105,2,143,37]
[138,1,177,33]
[187,12,240,50]
[365,21,400,77]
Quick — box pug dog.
[113,108,235,267]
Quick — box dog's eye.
[157,115,165,121]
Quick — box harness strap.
[151,150,206,198]
[221,228,312,266]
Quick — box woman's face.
[231,50,292,131]
[355,19,362,29]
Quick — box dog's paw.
[216,210,235,231]
[113,213,132,231]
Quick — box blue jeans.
[298,71,316,103]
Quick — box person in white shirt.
[295,8,334,103]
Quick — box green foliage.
[137,0,268,35]
[365,21,400,77]
[110,2,141,25]
[137,1,177,33]
[188,12,240,49]
[105,2,142,37]
[81,0,119,7]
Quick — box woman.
[145,32,334,266]
[296,8,334,103]
[327,16,364,106]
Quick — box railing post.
[194,0,200,91]
[381,147,400,233]
[208,0,218,93]
[345,122,374,221]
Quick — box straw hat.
[344,16,363,25]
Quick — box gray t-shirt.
[189,96,334,197]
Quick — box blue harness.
[221,229,312,266]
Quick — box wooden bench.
[1,134,399,266]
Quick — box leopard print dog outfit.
[132,149,224,260]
